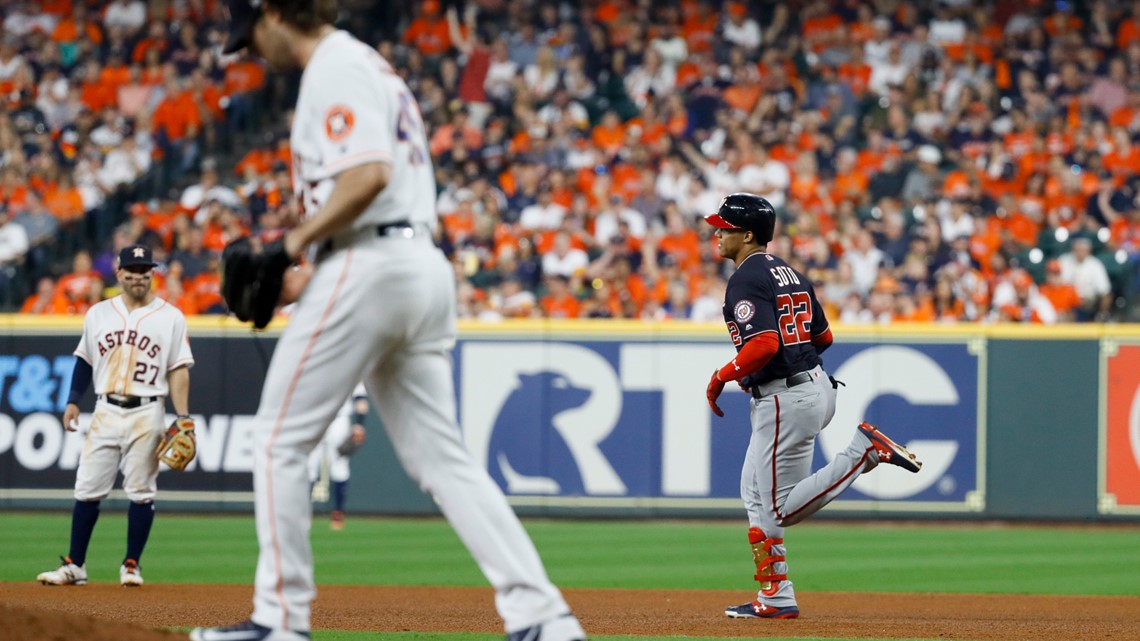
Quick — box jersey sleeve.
[809,284,830,336]
[727,277,778,343]
[168,311,194,370]
[74,312,93,365]
[308,51,396,180]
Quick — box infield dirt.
[2,583,1138,641]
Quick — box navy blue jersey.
[722,252,830,388]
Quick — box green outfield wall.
[2,317,1138,522]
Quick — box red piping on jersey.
[718,332,780,381]
[771,395,781,523]
[264,250,354,628]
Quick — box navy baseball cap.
[119,244,157,269]
[223,0,262,54]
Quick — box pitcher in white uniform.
[191,3,586,641]
[37,244,194,588]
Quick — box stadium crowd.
[2,0,1140,324]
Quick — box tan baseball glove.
[156,416,196,471]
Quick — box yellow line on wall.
[5,315,1140,340]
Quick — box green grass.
[2,512,1138,596]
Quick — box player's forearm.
[717,333,780,382]
[284,162,390,258]
[67,357,93,405]
[167,366,190,416]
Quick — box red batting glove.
[706,370,726,417]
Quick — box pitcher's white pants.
[251,236,569,632]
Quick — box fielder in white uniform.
[193,3,586,640]
[37,244,194,588]
[308,383,367,530]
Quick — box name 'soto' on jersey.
[722,253,829,389]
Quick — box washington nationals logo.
[324,105,355,142]
[734,300,756,323]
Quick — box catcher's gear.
[221,237,293,329]
[156,416,196,471]
[705,193,778,244]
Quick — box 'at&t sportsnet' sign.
[1102,342,1140,514]
[455,335,985,511]
[0,334,269,499]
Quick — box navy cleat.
[858,422,922,473]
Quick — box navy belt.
[99,394,159,409]
[751,370,814,399]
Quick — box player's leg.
[366,349,579,635]
[728,398,797,617]
[248,254,377,632]
[325,416,352,529]
[118,402,166,585]
[364,248,580,636]
[61,406,121,565]
[771,373,874,526]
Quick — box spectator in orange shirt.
[79,60,117,113]
[131,21,168,64]
[189,253,225,313]
[52,4,103,48]
[540,274,582,319]
[152,75,202,178]
[20,276,69,314]
[1038,259,1082,321]
[222,56,265,142]
[43,172,85,223]
[403,0,452,58]
[54,250,103,312]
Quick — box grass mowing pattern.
[1,513,1137,595]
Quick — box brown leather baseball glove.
[156,416,196,471]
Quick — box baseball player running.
[308,383,368,530]
[37,244,194,588]
[703,194,922,619]
[191,3,585,640]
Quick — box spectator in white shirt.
[541,231,589,279]
[0,37,26,81]
[722,2,762,52]
[869,43,911,97]
[180,158,242,223]
[843,230,886,296]
[519,183,567,230]
[593,195,647,246]
[929,2,967,44]
[102,0,148,37]
[1058,237,1113,320]
[736,146,790,210]
[483,38,518,109]
[98,129,151,193]
[650,17,687,68]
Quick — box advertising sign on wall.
[455,336,985,512]
[1102,342,1140,514]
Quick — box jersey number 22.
[776,292,811,345]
